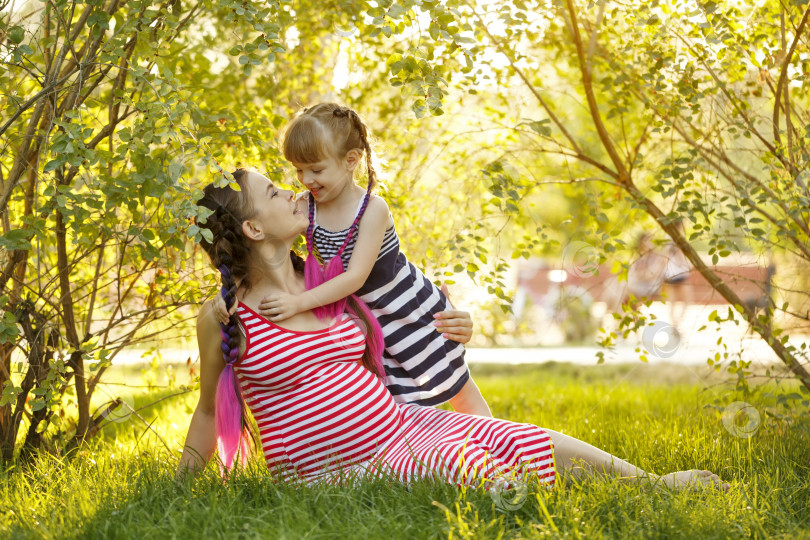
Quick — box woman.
[178,169,726,491]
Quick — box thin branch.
[773,2,810,163]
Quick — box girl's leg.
[545,428,727,490]
[449,378,492,417]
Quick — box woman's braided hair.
[197,168,260,472]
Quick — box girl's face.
[244,171,308,241]
[291,153,355,203]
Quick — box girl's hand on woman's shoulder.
[211,293,238,324]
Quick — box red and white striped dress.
[235,303,556,487]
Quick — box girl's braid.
[335,108,377,256]
[306,194,317,257]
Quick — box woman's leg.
[545,429,727,490]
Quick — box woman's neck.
[244,245,304,298]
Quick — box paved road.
[111,334,804,367]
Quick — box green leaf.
[88,10,111,29]
[168,160,184,181]
[388,4,406,18]
[43,159,62,172]
[0,229,32,251]
[412,99,427,118]
[8,26,24,44]
[522,119,551,137]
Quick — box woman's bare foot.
[657,470,729,492]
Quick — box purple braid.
[213,253,251,472]
[197,175,257,474]
[217,263,240,367]
[305,195,317,255]
[337,190,371,257]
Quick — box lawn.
[1,362,808,539]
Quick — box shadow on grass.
[66,461,470,539]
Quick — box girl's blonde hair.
[283,102,378,193]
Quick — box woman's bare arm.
[177,301,226,478]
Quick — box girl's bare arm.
[260,196,389,321]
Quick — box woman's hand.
[434,309,474,344]
[435,284,474,344]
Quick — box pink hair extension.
[304,194,350,321]
[215,363,249,473]
[215,263,251,474]
[345,294,385,381]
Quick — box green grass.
[1,363,808,539]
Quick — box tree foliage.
[360,0,810,394]
[0,0,301,461]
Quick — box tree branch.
[564,0,629,183]
[773,2,809,164]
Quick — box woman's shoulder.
[197,299,222,333]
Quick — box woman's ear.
[344,148,363,172]
[241,219,264,241]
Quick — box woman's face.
[244,171,308,242]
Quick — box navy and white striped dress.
[311,201,469,406]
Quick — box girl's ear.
[344,148,363,172]
[241,219,264,241]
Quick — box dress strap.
[312,196,366,228]
[337,192,371,256]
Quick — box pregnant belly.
[262,365,402,476]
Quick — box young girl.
[214,103,491,416]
